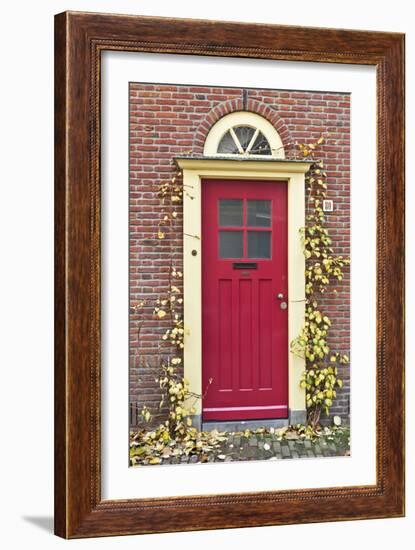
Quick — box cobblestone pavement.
[160,431,350,465]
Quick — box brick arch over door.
[193,97,293,154]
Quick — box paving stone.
[246,447,257,458]
[297,447,307,458]
[143,430,350,465]
[273,441,281,452]
[314,444,322,456]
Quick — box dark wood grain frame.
[54,11,405,538]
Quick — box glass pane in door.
[247,200,271,227]
[219,199,243,226]
[219,231,243,258]
[247,231,271,258]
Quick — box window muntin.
[233,126,256,150]
[218,199,272,259]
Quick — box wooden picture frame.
[54,11,405,538]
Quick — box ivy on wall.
[130,136,350,464]
[130,164,225,465]
[290,137,350,428]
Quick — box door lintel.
[175,156,313,174]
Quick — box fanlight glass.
[217,125,272,155]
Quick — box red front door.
[202,179,288,421]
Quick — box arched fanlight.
[204,112,285,158]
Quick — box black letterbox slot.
[233,262,258,269]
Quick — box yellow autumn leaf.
[157,310,167,319]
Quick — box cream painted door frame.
[175,157,313,424]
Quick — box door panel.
[202,179,288,421]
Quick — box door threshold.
[202,418,289,433]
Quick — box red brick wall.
[129,83,350,426]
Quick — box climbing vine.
[139,164,194,429]
[130,164,222,466]
[130,136,351,465]
[290,137,350,428]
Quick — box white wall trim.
[176,157,312,419]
